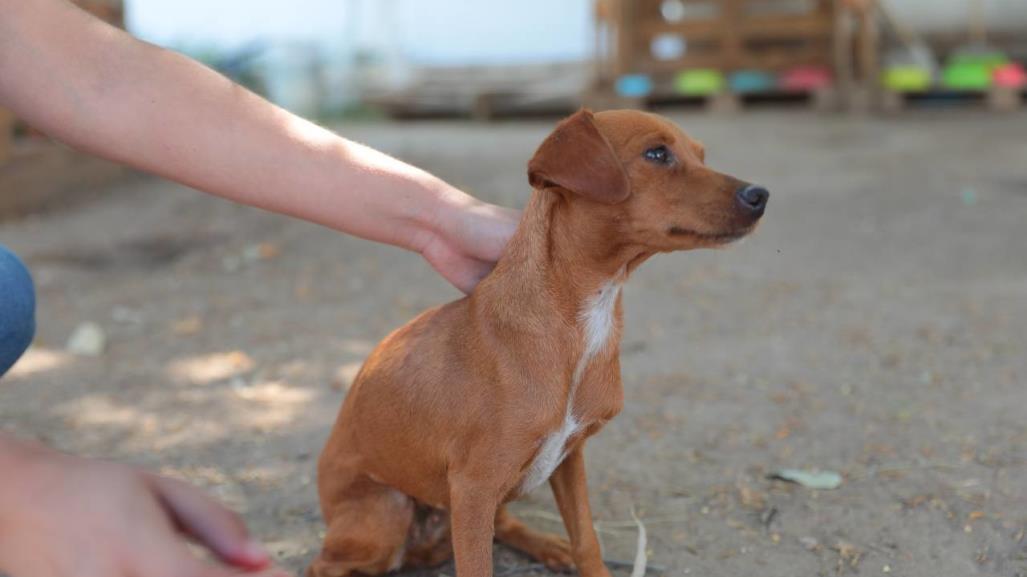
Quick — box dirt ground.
[2,109,1026,577]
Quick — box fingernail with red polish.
[240,540,272,567]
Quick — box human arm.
[0,0,518,292]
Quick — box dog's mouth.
[667,225,754,243]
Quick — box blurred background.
[1,2,1026,576]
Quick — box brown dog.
[309,109,768,577]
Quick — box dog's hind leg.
[307,475,414,577]
[402,503,453,568]
[494,505,573,571]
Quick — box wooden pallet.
[585,85,836,113]
[595,0,837,83]
[367,62,588,120]
[880,86,1024,113]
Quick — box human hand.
[420,197,520,294]
[0,439,291,577]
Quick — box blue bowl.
[616,74,653,98]
[729,70,776,94]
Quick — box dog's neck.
[473,190,652,334]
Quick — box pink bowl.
[779,66,834,91]
[993,63,1027,88]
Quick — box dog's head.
[528,109,767,251]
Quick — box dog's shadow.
[389,544,645,577]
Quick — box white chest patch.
[519,411,580,494]
[519,278,621,495]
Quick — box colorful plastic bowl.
[616,74,653,98]
[941,62,992,90]
[779,66,833,91]
[993,63,1027,89]
[882,66,932,93]
[674,69,725,96]
[729,70,776,94]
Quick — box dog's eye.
[643,145,673,165]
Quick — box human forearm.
[0,0,469,252]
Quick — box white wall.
[127,0,593,65]
[884,0,1027,33]
[387,0,592,64]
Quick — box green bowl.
[882,66,932,92]
[674,69,725,96]
[941,62,992,90]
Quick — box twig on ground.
[605,558,667,573]
[629,507,648,577]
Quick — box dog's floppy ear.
[527,109,630,204]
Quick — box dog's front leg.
[449,474,498,577]
[550,447,611,577]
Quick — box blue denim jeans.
[0,245,35,376]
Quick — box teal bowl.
[729,70,776,94]
[616,74,653,98]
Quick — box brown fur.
[309,109,767,577]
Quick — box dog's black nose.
[736,184,769,215]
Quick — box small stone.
[111,306,143,324]
[172,315,203,336]
[242,245,261,263]
[799,536,819,551]
[242,242,280,264]
[834,540,863,568]
[883,565,891,573]
[66,322,106,357]
[738,483,766,509]
[257,242,280,260]
[221,255,242,272]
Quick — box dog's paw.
[531,534,574,572]
[306,557,352,577]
